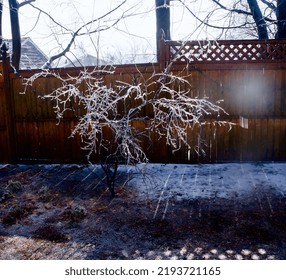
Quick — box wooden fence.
[1,39,286,163]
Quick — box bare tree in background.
[246,0,268,39]
[40,1,128,68]
[0,0,35,70]
[277,0,286,38]
[156,0,171,60]
[3,0,285,71]
[8,0,21,70]
[0,0,3,46]
[1,0,134,69]
[177,0,286,39]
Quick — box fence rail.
[1,39,286,163]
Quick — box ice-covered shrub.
[22,65,231,195]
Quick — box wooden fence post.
[0,43,16,162]
[158,37,169,70]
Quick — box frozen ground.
[0,162,286,260]
[124,162,286,200]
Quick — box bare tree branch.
[261,0,277,13]
[211,0,253,16]
[73,0,127,36]
[42,19,121,68]
[211,0,274,22]
[178,0,250,30]
[18,0,36,8]
[29,3,71,33]
[22,8,41,36]
[41,0,127,68]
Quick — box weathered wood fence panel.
[175,64,286,162]
[0,39,286,163]
[0,53,17,162]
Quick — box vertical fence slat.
[0,48,17,163]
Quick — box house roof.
[60,53,107,68]
[3,38,107,69]
[4,37,48,70]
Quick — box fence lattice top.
[166,40,286,63]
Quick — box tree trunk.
[247,0,269,39]
[277,0,286,38]
[8,0,21,71]
[0,0,3,46]
[155,0,170,61]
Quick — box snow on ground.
[1,162,286,201]
[122,162,286,201]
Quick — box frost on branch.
[22,67,231,195]
[23,67,230,164]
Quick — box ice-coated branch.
[22,66,231,164]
